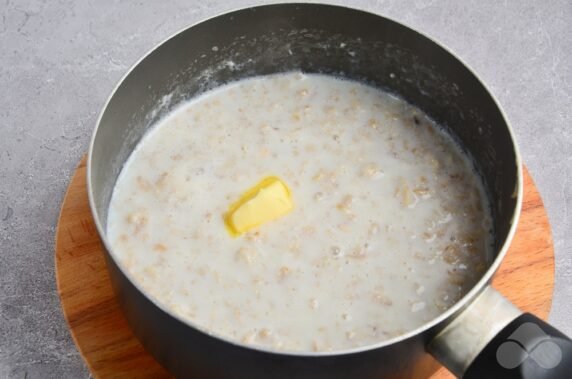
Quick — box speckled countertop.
[0,1,570,378]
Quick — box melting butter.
[224,176,293,236]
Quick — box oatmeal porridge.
[107,72,493,352]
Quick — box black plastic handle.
[464,313,572,378]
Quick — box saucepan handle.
[463,312,572,378]
[428,286,572,378]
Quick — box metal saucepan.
[87,3,572,378]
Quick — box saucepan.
[87,3,571,378]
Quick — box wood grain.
[55,157,554,379]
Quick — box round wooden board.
[55,156,554,379]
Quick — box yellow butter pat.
[224,176,293,237]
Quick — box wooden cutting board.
[55,156,554,378]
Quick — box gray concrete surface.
[0,0,570,377]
